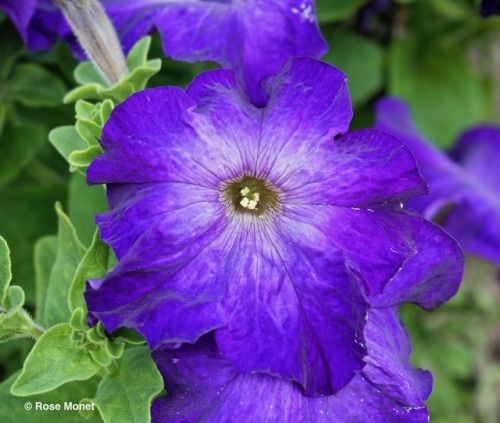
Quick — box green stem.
[28,321,46,341]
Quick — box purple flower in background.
[151,309,432,422]
[481,0,500,17]
[85,58,462,399]
[375,97,500,265]
[357,0,391,33]
[1,0,327,106]
[0,0,38,46]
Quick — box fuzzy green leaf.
[11,323,101,396]
[104,338,125,359]
[74,62,108,86]
[126,36,151,70]
[69,307,87,332]
[93,346,163,423]
[75,100,97,121]
[99,99,114,124]
[6,63,66,107]
[34,236,58,324]
[89,346,112,367]
[112,328,146,346]
[128,59,162,92]
[64,84,101,104]
[68,230,112,313]
[48,126,87,167]
[42,204,86,328]
[75,119,102,146]
[68,146,103,168]
[4,286,24,313]
[98,82,135,103]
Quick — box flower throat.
[222,176,280,217]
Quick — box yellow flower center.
[221,175,280,218]
[239,186,260,210]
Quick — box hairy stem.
[54,0,128,85]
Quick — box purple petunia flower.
[1,0,327,106]
[151,308,432,422]
[375,97,500,265]
[85,58,463,399]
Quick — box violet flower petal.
[373,219,464,310]
[258,58,352,173]
[151,308,431,423]
[275,129,428,208]
[87,82,259,187]
[157,0,328,106]
[85,182,229,348]
[283,206,422,297]
[215,234,368,397]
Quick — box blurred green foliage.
[402,258,500,423]
[0,0,499,422]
